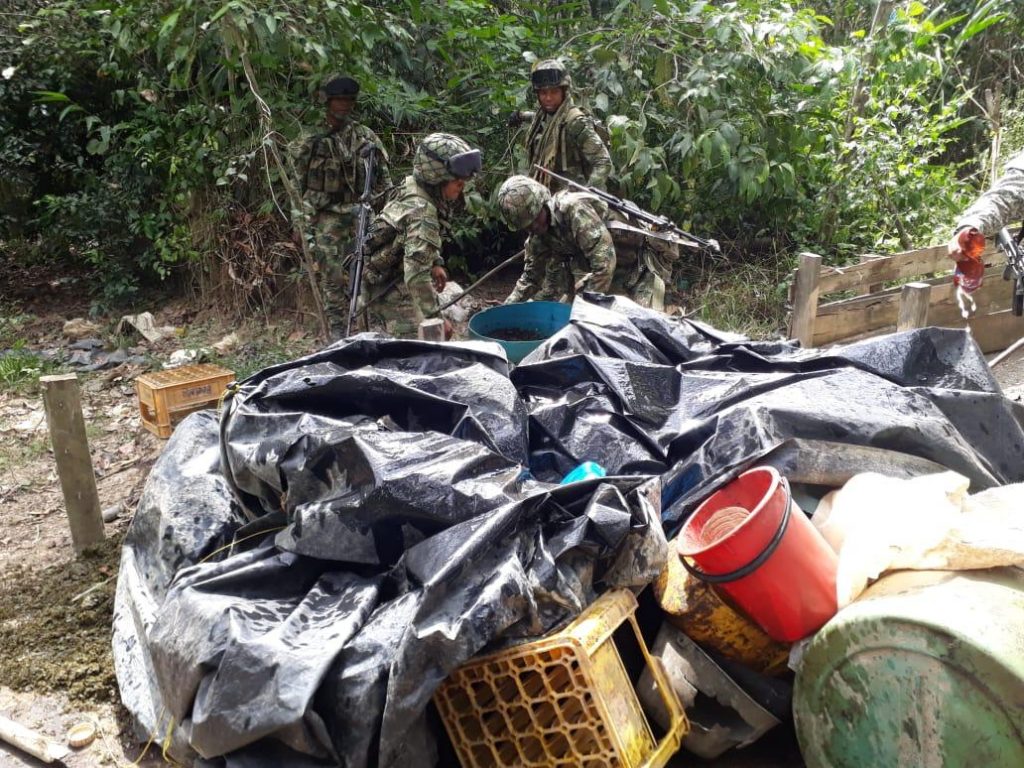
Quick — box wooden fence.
[788,241,1024,353]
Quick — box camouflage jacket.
[956,149,1024,236]
[525,97,612,192]
[508,191,615,303]
[291,119,392,218]
[362,176,446,324]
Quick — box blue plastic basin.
[468,301,571,364]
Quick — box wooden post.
[790,252,822,348]
[40,374,105,554]
[418,318,445,341]
[896,282,931,331]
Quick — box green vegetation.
[1,0,1022,329]
[0,348,60,392]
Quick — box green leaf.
[32,90,71,103]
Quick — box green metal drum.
[795,568,1024,768]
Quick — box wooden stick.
[896,282,930,331]
[40,374,105,554]
[790,252,822,348]
[433,250,525,315]
[0,713,70,764]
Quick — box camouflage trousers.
[538,243,667,309]
[355,244,421,338]
[307,209,356,336]
[609,226,673,310]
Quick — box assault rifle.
[997,226,1024,317]
[533,165,721,253]
[346,143,379,336]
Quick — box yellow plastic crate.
[434,589,688,768]
[135,363,235,438]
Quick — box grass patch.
[0,308,37,349]
[0,349,61,394]
[685,257,793,339]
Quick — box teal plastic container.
[468,301,571,364]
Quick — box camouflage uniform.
[498,176,673,309]
[291,80,392,333]
[956,150,1024,236]
[523,60,612,192]
[359,133,481,337]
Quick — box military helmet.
[322,76,359,98]
[530,59,571,90]
[496,175,551,231]
[413,133,483,186]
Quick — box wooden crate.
[135,364,235,438]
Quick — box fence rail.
[788,241,1022,353]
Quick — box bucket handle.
[681,478,793,585]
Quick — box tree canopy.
[1,0,1022,310]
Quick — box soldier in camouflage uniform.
[497,175,673,309]
[949,149,1024,259]
[515,59,612,193]
[358,133,482,337]
[291,76,392,334]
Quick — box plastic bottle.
[954,228,986,293]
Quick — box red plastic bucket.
[677,466,838,642]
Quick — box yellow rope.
[198,525,287,564]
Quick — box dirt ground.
[1,254,1023,767]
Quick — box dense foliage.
[1,0,1022,312]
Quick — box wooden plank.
[817,243,1000,295]
[762,438,948,487]
[861,253,885,294]
[896,282,930,331]
[418,318,445,341]
[813,265,1011,345]
[789,252,822,347]
[40,374,105,554]
[965,310,1024,354]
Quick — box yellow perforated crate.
[434,589,688,768]
[135,363,235,438]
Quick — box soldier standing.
[497,175,673,309]
[358,133,482,338]
[291,75,392,335]
[514,59,613,192]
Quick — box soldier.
[496,175,673,309]
[291,75,392,334]
[358,133,482,338]
[513,59,613,192]
[948,149,1024,258]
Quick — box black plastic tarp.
[513,295,1024,528]
[113,295,1024,767]
[114,334,667,768]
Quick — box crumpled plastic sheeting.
[114,335,667,768]
[514,295,1024,529]
[112,411,247,755]
[813,471,1024,606]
